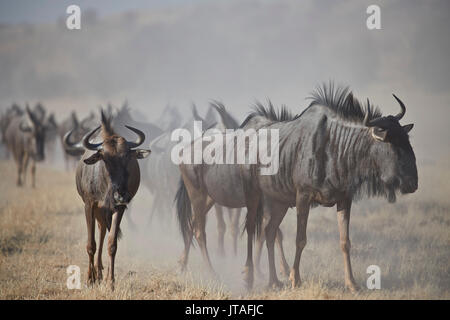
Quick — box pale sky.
[0,0,203,24]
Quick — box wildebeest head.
[19,106,47,161]
[81,111,150,207]
[364,95,417,199]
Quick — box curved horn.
[82,126,102,151]
[125,125,145,149]
[63,129,84,153]
[392,94,406,120]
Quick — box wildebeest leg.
[96,219,106,282]
[22,154,29,185]
[230,208,241,256]
[107,207,124,290]
[254,220,266,277]
[16,153,24,186]
[192,196,215,275]
[337,198,358,292]
[30,159,36,188]
[276,228,290,278]
[290,194,310,288]
[265,200,288,288]
[255,224,289,279]
[179,228,193,273]
[242,196,260,290]
[215,205,226,257]
[85,202,96,285]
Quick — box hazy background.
[0,0,449,163]
[0,1,449,298]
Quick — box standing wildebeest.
[4,106,50,187]
[0,104,24,159]
[64,111,150,289]
[240,84,417,290]
[175,101,293,287]
[30,103,59,164]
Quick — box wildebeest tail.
[175,178,193,246]
[242,197,264,241]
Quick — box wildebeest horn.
[63,129,84,153]
[363,99,370,126]
[125,125,145,149]
[392,94,406,120]
[82,126,103,151]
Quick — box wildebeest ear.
[402,123,414,133]
[134,149,151,159]
[371,127,388,142]
[84,152,102,165]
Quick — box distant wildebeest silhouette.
[64,110,150,289]
[0,104,24,159]
[4,105,51,187]
[59,111,96,170]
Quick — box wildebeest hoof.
[280,263,290,279]
[177,258,188,274]
[242,266,254,290]
[289,269,301,288]
[345,282,359,294]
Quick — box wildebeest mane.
[307,82,382,124]
[239,100,298,128]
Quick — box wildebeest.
[4,106,50,187]
[243,84,417,290]
[59,111,95,170]
[64,111,150,289]
[43,113,59,163]
[175,101,293,287]
[29,103,59,164]
[112,102,163,143]
[0,104,24,159]
[155,104,182,132]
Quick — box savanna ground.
[0,158,449,300]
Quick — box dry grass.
[0,159,449,300]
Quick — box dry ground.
[0,158,449,300]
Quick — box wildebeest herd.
[0,83,418,292]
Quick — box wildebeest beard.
[350,168,399,204]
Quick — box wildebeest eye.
[371,127,388,142]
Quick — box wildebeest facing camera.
[0,0,448,306]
